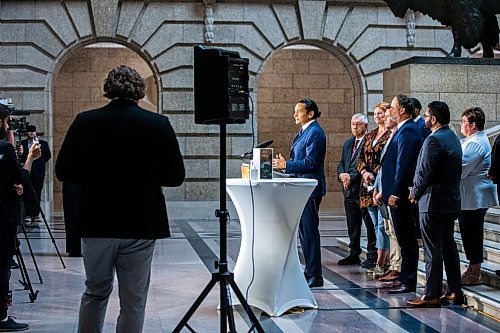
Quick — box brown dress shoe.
[440,292,464,304]
[461,274,483,286]
[379,280,401,289]
[407,297,441,308]
[379,270,400,282]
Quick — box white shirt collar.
[301,119,316,131]
[397,117,412,130]
[413,115,421,122]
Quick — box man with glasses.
[337,114,377,269]
[407,101,462,307]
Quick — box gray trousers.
[78,238,156,333]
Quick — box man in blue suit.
[407,101,462,307]
[381,95,422,294]
[273,99,326,288]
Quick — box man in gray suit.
[407,101,462,307]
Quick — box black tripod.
[14,237,39,302]
[173,123,264,333]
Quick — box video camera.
[0,96,31,134]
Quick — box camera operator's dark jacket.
[0,140,23,226]
[55,99,185,239]
[20,139,51,185]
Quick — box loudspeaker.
[194,45,249,125]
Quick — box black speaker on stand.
[173,46,264,333]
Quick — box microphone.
[238,139,273,159]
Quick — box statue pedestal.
[383,57,500,129]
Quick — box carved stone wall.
[0,0,459,209]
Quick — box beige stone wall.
[52,46,156,210]
[383,60,500,133]
[257,47,356,207]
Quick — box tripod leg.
[26,178,66,269]
[15,250,28,289]
[39,207,66,269]
[222,280,237,333]
[173,274,219,333]
[20,225,43,283]
[15,239,39,302]
[229,279,265,333]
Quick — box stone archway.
[257,44,364,209]
[51,42,158,212]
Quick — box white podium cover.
[226,178,318,316]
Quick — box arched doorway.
[256,44,363,209]
[51,42,158,212]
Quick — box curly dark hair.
[103,65,145,100]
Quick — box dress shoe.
[379,270,400,282]
[379,280,401,289]
[407,297,441,308]
[307,276,324,288]
[461,274,483,286]
[440,292,464,304]
[388,284,415,294]
[338,255,360,266]
[361,259,376,269]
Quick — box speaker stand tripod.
[173,123,264,333]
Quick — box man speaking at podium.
[273,99,327,288]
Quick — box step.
[455,221,500,243]
[486,207,500,225]
[336,237,500,319]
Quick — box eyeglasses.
[460,119,470,124]
[423,113,431,118]
[351,122,365,127]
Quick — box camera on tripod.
[0,96,31,134]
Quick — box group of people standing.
[338,95,499,307]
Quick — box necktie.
[351,139,359,159]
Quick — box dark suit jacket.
[415,117,431,141]
[489,134,500,184]
[381,119,422,205]
[55,99,185,239]
[337,136,364,200]
[0,141,23,225]
[285,121,326,198]
[412,126,462,214]
[20,139,51,183]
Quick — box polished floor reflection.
[7,214,500,332]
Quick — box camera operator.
[19,125,51,227]
[0,104,40,332]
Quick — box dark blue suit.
[285,120,326,277]
[381,119,422,289]
[411,126,462,298]
[337,136,376,261]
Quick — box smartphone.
[33,136,39,145]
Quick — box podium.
[226,178,318,316]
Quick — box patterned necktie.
[351,139,360,159]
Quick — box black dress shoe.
[307,276,324,288]
[388,284,415,294]
[361,259,376,269]
[338,255,360,265]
